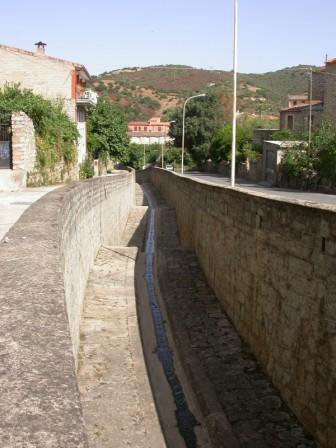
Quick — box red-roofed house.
[280,100,323,132]
[128,117,173,144]
[280,58,336,133]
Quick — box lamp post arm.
[181,94,206,176]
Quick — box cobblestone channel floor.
[77,242,165,448]
[146,183,317,448]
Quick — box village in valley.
[1,2,336,448]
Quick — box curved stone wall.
[0,172,134,446]
[148,167,336,448]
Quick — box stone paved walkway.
[146,183,317,448]
[77,244,165,448]
[0,186,58,241]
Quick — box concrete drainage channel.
[143,188,199,448]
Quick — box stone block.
[149,167,336,448]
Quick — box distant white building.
[128,117,174,145]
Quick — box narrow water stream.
[144,190,199,448]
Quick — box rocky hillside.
[91,64,317,122]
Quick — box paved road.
[185,172,336,207]
[0,186,59,241]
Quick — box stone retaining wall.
[0,172,135,446]
[12,111,36,173]
[147,167,336,448]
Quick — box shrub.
[209,124,251,163]
[313,121,336,185]
[280,146,314,178]
[280,121,336,188]
[272,128,295,141]
[80,159,94,179]
[0,84,78,174]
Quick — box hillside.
[90,64,318,122]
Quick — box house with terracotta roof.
[0,42,97,164]
[128,117,174,145]
[280,57,336,134]
[280,100,323,132]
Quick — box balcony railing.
[76,89,98,106]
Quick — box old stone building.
[280,57,336,134]
[280,101,323,133]
[0,42,97,164]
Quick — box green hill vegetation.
[90,64,318,122]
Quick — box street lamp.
[162,120,176,168]
[231,0,238,187]
[161,142,164,168]
[181,93,206,175]
[308,67,313,152]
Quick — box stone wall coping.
[0,172,133,446]
[157,168,336,213]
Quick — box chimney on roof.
[35,41,47,55]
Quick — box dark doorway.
[287,115,294,130]
[0,121,12,169]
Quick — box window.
[134,126,137,131]
[287,115,294,130]
[158,126,161,132]
[77,109,86,123]
[144,127,147,131]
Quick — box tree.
[209,124,251,163]
[313,121,336,185]
[123,144,160,170]
[88,97,130,163]
[166,94,220,165]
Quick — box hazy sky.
[1,0,336,75]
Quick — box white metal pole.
[161,142,164,168]
[231,0,238,187]
[143,143,146,169]
[182,100,187,176]
[308,68,313,153]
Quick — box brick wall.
[148,168,336,448]
[0,172,135,445]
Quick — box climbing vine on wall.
[0,84,78,177]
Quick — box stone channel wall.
[147,167,336,448]
[0,172,135,446]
